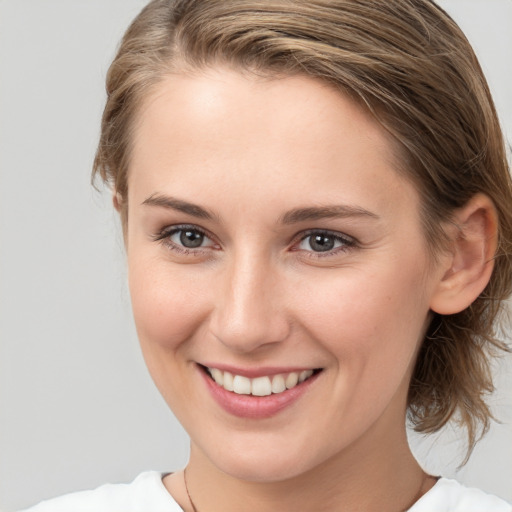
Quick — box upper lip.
[198,363,321,379]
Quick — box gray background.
[0,1,511,510]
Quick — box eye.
[171,228,208,248]
[297,230,355,254]
[154,224,217,253]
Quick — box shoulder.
[20,471,182,512]
[409,478,512,512]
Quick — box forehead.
[128,68,418,219]
[132,69,396,159]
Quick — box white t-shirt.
[21,471,512,512]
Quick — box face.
[126,69,444,482]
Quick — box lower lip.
[200,367,321,419]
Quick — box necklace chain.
[183,467,199,512]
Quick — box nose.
[209,250,291,354]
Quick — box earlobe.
[429,194,498,315]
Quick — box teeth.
[207,368,316,396]
[251,376,272,396]
[285,372,298,389]
[299,370,314,383]
[271,374,286,394]
[211,368,223,386]
[223,371,234,391]
[233,375,251,395]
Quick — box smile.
[200,365,323,418]
[206,367,318,396]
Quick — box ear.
[112,191,123,212]
[429,193,498,315]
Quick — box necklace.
[183,467,199,512]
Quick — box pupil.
[310,234,334,252]
[180,230,204,248]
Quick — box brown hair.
[93,0,512,455]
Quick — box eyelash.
[293,229,357,258]
[153,225,357,258]
[153,224,217,256]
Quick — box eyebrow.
[280,205,379,224]
[142,193,379,224]
[142,193,216,220]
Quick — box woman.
[23,0,512,510]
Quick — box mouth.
[201,365,323,397]
[199,364,323,418]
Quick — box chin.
[215,454,308,483]
[197,431,327,483]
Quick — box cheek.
[292,266,431,436]
[294,263,430,376]
[128,258,211,351]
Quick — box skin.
[123,68,496,511]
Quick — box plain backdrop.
[0,1,511,510]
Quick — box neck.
[176,424,434,512]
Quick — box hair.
[93,0,512,456]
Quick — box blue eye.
[298,231,354,253]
